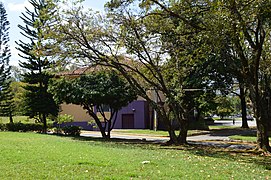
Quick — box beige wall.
[60,103,112,122]
[60,103,92,122]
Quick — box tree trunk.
[250,87,271,152]
[93,117,107,138]
[239,83,249,128]
[156,108,181,145]
[256,121,270,152]
[165,115,188,145]
[9,111,13,124]
[107,120,111,139]
[177,119,188,144]
[167,129,178,145]
[42,113,47,134]
[86,108,107,138]
[257,100,271,151]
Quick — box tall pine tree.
[16,0,58,132]
[0,2,14,123]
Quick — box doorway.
[122,114,134,129]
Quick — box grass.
[0,116,55,125]
[230,135,258,142]
[0,116,33,124]
[213,117,242,121]
[208,125,240,130]
[230,134,271,142]
[0,132,270,179]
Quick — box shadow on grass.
[162,142,271,171]
[190,144,271,170]
[71,135,152,144]
[52,132,271,171]
[208,127,257,137]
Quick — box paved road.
[81,130,229,142]
[80,119,258,150]
[81,131,169,142]
[80,130,256,150]
[81,120,256,142]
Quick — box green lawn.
[0,132,270,179]
[230,135,271,142]
[230,135,258,142]
[0,116,32,124]
[208,125,240,130]
[0,116,54,126]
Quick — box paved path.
[81,130,169,142]
[81,131,230,142]
[81,122,257,150]
[81,131,255,150]
[81,120,256,142]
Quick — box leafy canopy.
[51,71,137,111]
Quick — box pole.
[152,89,158,131]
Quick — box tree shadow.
[70,135,162,150]
[209,127,257,137]
[53,132,271,171]
[164,142,271,171]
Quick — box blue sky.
[2,0,108,66]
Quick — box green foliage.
[16,0,59,131]
[61,125,81,136]
[0,2,11,90]
[215,96,235,118]
[50,70,137,138]
[9,82,26,115]
[47,0,271,147]
[54,114,75,134]
[0,2,14,122]
[0,123,4,131]
[0,85,15,120]
[0,122,43,132]
[56,114,74,124]
[51,71,137,111]
[49,0,212,144]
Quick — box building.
[56,65,153,130]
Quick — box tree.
[47,0,214,145]
[48,0,271,150]
[0,2,14,123]
[208,0,271,152]
[215,96,235,119]
[49,71,137,138]
[16,0,59,132]
[150,0,271,151]
[9,66,25,82]
[9,81,26,116]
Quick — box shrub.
[54,114,75,134]
[5,123,24,132]
[56,114,74,124]
[0,123,5,131]
[2,123,43,132]
[62,125,81,136]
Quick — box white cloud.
[8,0,32,12]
